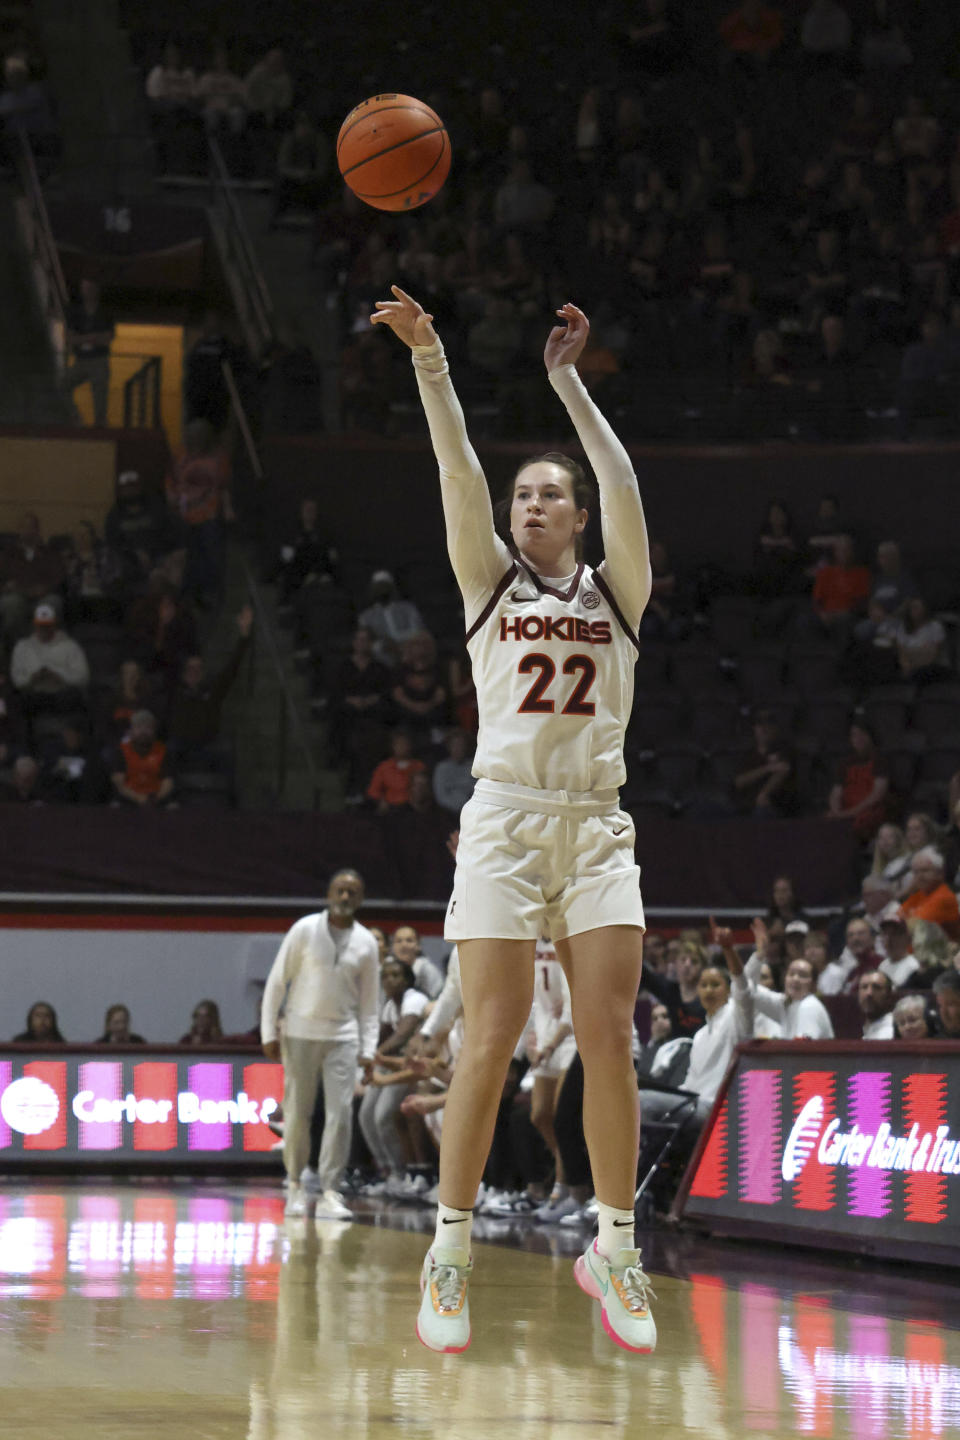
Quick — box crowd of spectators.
[0,443,250,808]
[14,878,960,1221]
[10,997,235,1045]
[131,1,960,441]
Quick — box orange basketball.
[337,93,451,212]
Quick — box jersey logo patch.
[582,590,601,610]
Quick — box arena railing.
[12,129,69,378]
[122,354,163,428]
[221,356,322,809]
[208,135,277,360]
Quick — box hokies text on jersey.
[499,615,612,645]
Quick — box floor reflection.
[0,1183,956,1439]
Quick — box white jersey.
[467,557,639,792]
[531,954,572,1047]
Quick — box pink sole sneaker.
[573,1255,655,1354]
[416,1260,472,1353]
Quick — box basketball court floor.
[0,1180,957,1439]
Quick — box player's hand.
[544,303,590,373]
[709,915,734,951]
[262,1040,281,1062]
[750,916,769,954]
[370,285,437,348]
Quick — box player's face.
[381,963,407,1000]
[510,463,586,568]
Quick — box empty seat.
[656,741,704,797]
[709,597,758,653]
[786,643,842,695]
[671,643,724,695]
[805,696,857,743]
[689,693,743,746]
[626,697,685,750]
[917,747,960,784]
[704,741,754,792]
[862,696,911,748]
[736,644,788,700]
[634,643,669,692]
[175,771,234,808]
[884,745,922,797]
[912,698,960,743]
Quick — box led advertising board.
[676,1041,960,1266]
[0,1049,283,1166]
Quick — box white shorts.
[444,779,645,943]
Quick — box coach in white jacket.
[262,868,380,1218]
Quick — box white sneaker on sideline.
[315,1189,352,1221]
[416,1247,472,1353]
[285,1184,308,1217]
[300,1166,322,1194]
[574,1239,657,1353]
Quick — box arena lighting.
[675,1041,960,1266]
[0,1050,284,1163]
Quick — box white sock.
[433,1201,472,1262]
[596,1199,635,1259]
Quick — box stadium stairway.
[217,539,343,810]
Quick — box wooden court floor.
[0,1181,958,1439]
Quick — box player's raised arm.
[371,286,511,623]
[544,304,651,630]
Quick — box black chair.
[786,643,842,696]
[689,693,743,747]
[671,642,725,696]
[736,644,788,701]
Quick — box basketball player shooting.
[371,286,655,1355]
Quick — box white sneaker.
[404,1173,430,1200]
[560,1198,599,1228]
[285,1184,308,1217]
[416,1246,472,1353]
[384,1172,411,1200]
[315,1189,352,1221]
[534,1193,580,1224]
[300,1166,322,1193]
[359,1177,389,1197]
[574,1240,657,1353]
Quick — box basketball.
[337,93,451,212]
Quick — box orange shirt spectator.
[720,2,783,58]
[813,535,870,615]
[900,847,960,940]
[110,710,174,806]
[367,730,425,813]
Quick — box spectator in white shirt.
[196,44,247,135]
[358,958,430,1196]
[746,936,834,1039]
[11,602,90,728]
[432,729,476,816]
[877,906,921,989]
[358,570,426,666]
[390,923,444,999]
[858,969,895,1040]
[261,869,380,1217]
[636,921,753,1154]
[145,42,196,108]
[818,916,881,996]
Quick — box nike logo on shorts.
[612,826,628,836]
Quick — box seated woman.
[359,958,430,1197]
[895,596,951,684]
[13,1000,66,1043]
[635,922,753,1158]
[96,1003,146,1044]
